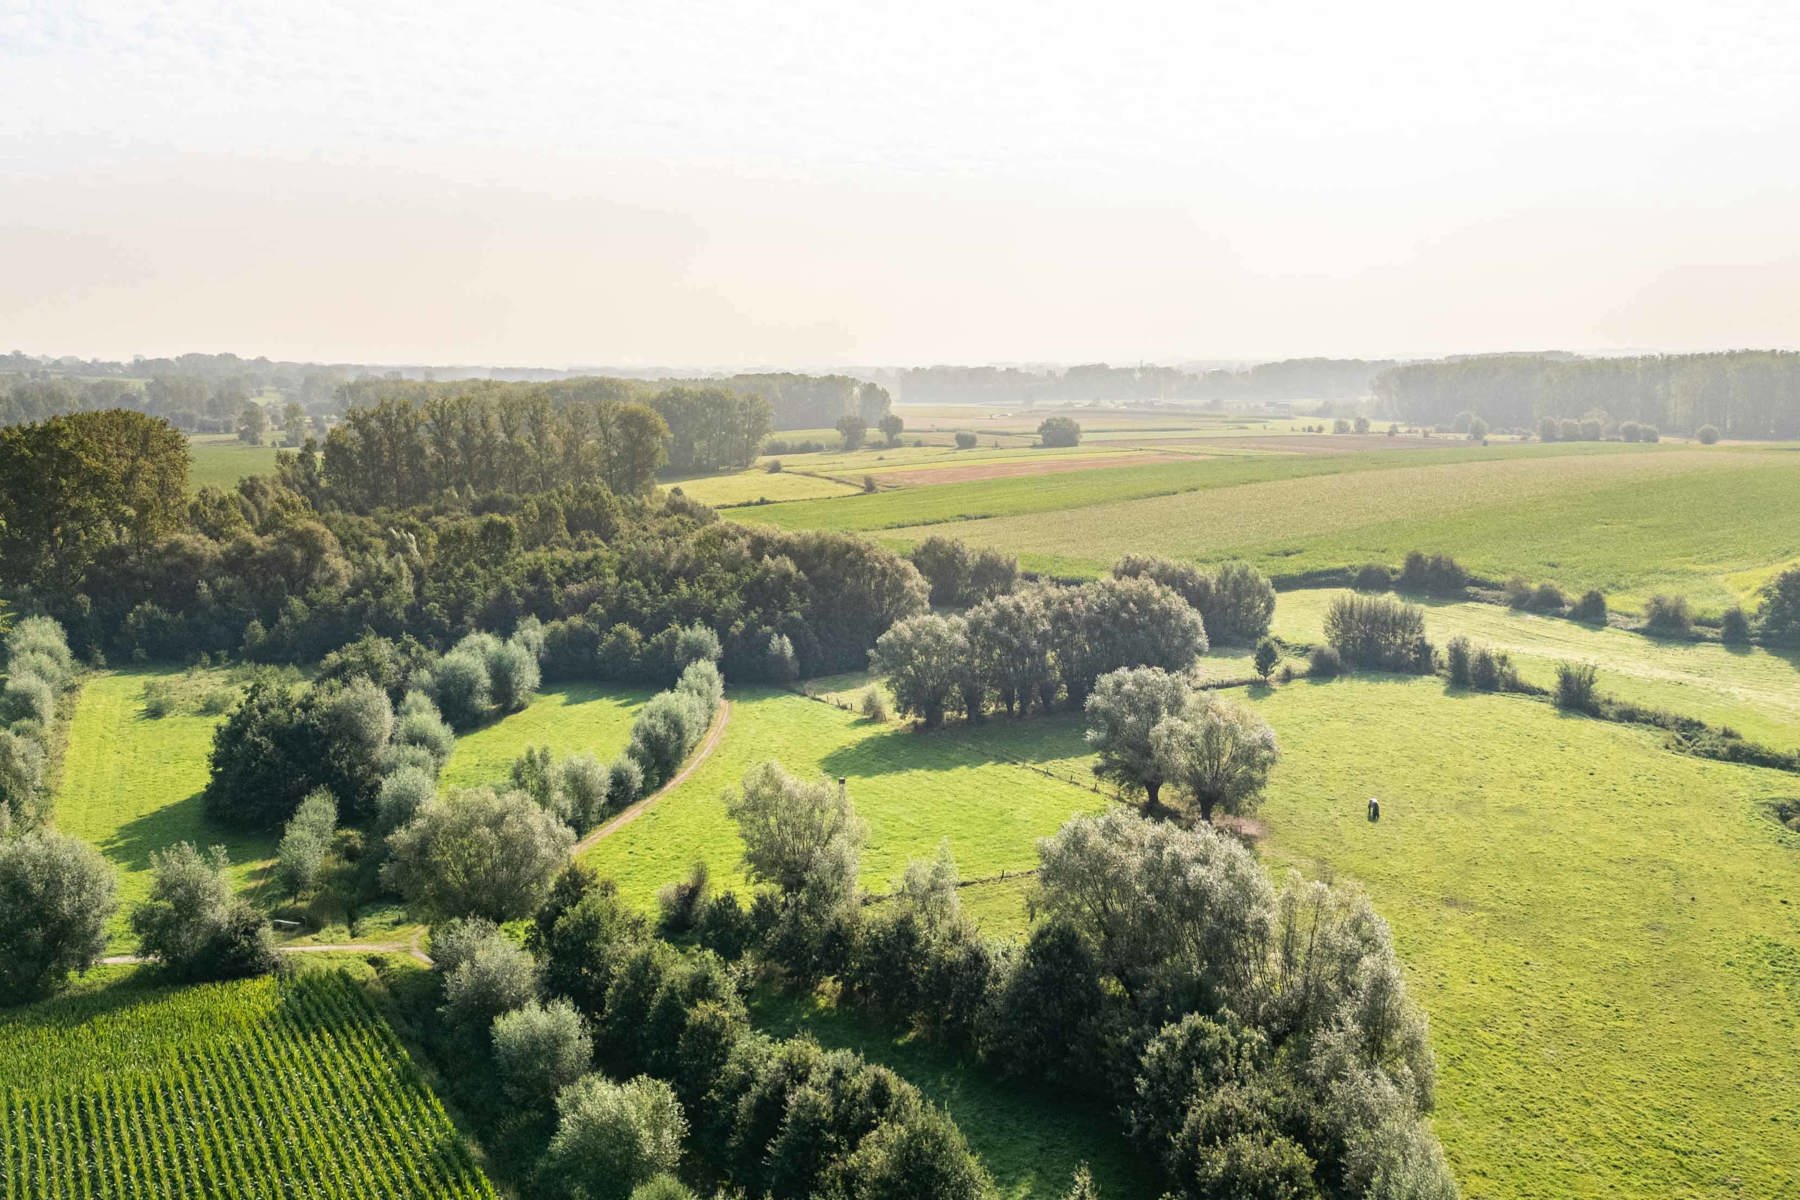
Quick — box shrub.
[1580,417,1603,441]
[0,729,47,827]
[1322,594,1427,671]
[1332,418,1351,434]
[766,633,799,682]
[546,1074,687,1200]
[1038,416,1082,447]
[954,431,977,449]
[487,638,541,713]
[1469,646,1518,692]
[1720,606,1752,645]
[766,458,783,473]
[441,933,538,1034]
[1205,562,1277,644]
[392,691,455,773]
[130,842,276,982]
[1352,562,1392,592]
[0,672,57,729]
[1555,661,1599,712]
[1467,416,1489,440]
[1641,424,1660,442]
[1396,551,1466,597]
[1697,424,1721,444]
[382,788,575,921]
[1503,577,1533,609]
[1619,420,1642,442]
[1572,589,1607,624]
[607,755,645,810]
[493,998,593,1106]
[1644,594,1693,637]
[376,764,436,831]
[428,916,503,977]
[1307,644,1343,678]
[425,650,490,729]
[276,788,337,896]
[1538,416,1559,442]
[1756,566,1800,646]
[1252,638,1280,682]
[657,861,712,935]
[558,754,611,832]
[1558,417,1582,442]
[859,687,890,721]
[1445,636,1472,686]
[1529,582,1567,613]
[0,831,116,1004]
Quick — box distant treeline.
[1374,351,1800,438]
[2,353,884,436]
[894,358,1393,406]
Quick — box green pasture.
[581,688,1109,907]
[439,681,651,792]
[54,669,275,952]
[1274,589,1800,748]
[186,433,281,491]
[1244,676,1800,1199]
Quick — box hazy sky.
[4,1,1800,366]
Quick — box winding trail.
[573,698,731,855]
[99,701,733,970]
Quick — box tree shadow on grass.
[817,710,1093,782]
[105,789,276,893]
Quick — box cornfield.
[0,971,494,1199]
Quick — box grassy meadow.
[186,433,281,491]
[1274,589,1800,748]
[439,681,651,792]
[582,687,1109,906]
[54,669,275,952]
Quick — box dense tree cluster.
[1374,350,1800,438]
[908,536,1020,608]
[321,380,668,509]
[1036,416,1082,447]
[3,409,926,680]
[420,864,993,1199]
[1112,555,1277,644]
[871,576,1206,727]
[650,387,772,473]
[204,675,456,829]
[714,784,1452,1200]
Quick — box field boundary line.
[572,698,732,855]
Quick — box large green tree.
[0,410,188,589]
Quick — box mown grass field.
[581,687,1110,907]
[0,967,495,1198]
[1273,589,1800,748]
[953,677,1800,1200]
[742,444,1799,613]
[55,669,274,953]
[186,434,281,491]
[439,681,651,792]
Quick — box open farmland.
[744,444,1800,614]
[438,681,650,791]
[582,687,1109,905]
[1274,589,1800,748]
[0,968,495,1198]
[54,669,275,952]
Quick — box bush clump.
[1643,594,1693,637]
[1555,661,1600,713]
[1571,589,1608,624]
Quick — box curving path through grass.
[573,699,732,855]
